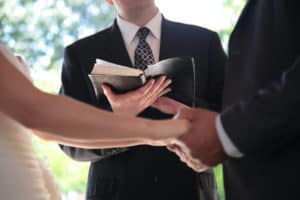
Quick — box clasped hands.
[152,97,228,172]
[102,76,227,172]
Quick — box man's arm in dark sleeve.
[59,46,127,162]
[221,54,300,156]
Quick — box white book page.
[91,58,142,76]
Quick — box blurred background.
[0,0,246,199]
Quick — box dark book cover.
[89,57,196,107]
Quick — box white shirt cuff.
[215,115,244,158]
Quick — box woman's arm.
[39,134,164,149]
[0,46,188,148]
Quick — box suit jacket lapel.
[230,0,253,39]
[159,17,175,61]
[106,20,133,67]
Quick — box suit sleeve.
[61,46,97,106]
[205,32,226,112]
[60,46,123,162]
[220,54,300,156]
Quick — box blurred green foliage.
[1,0,246,198]
[33,137,89,193]
[0,0,116,93]
[218,0,247,50]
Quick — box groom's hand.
[170,108,228,168]
[102,76,171,116]
[152,97,228,168]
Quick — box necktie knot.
[136,27,150,41]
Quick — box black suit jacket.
[220,1,300,200]
[61,18,226,200]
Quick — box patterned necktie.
[134,27,155,70]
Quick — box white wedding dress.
[0,43,61,200]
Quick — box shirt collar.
[117,11,162,45]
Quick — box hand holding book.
[89,57,196,108]
[102,76,172,116]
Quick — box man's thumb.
[102,84,112,96]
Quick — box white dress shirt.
[216,115,244,158]
[116,12,162,65]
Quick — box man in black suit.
[164,1,300,200]
[60,0,226,200]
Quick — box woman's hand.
[151,96,190,115]
[102,76,172,116]
[139,97,191,146]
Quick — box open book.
[89,57,196,106]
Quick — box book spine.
[88,75,99,98]
[191,57,196,108]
